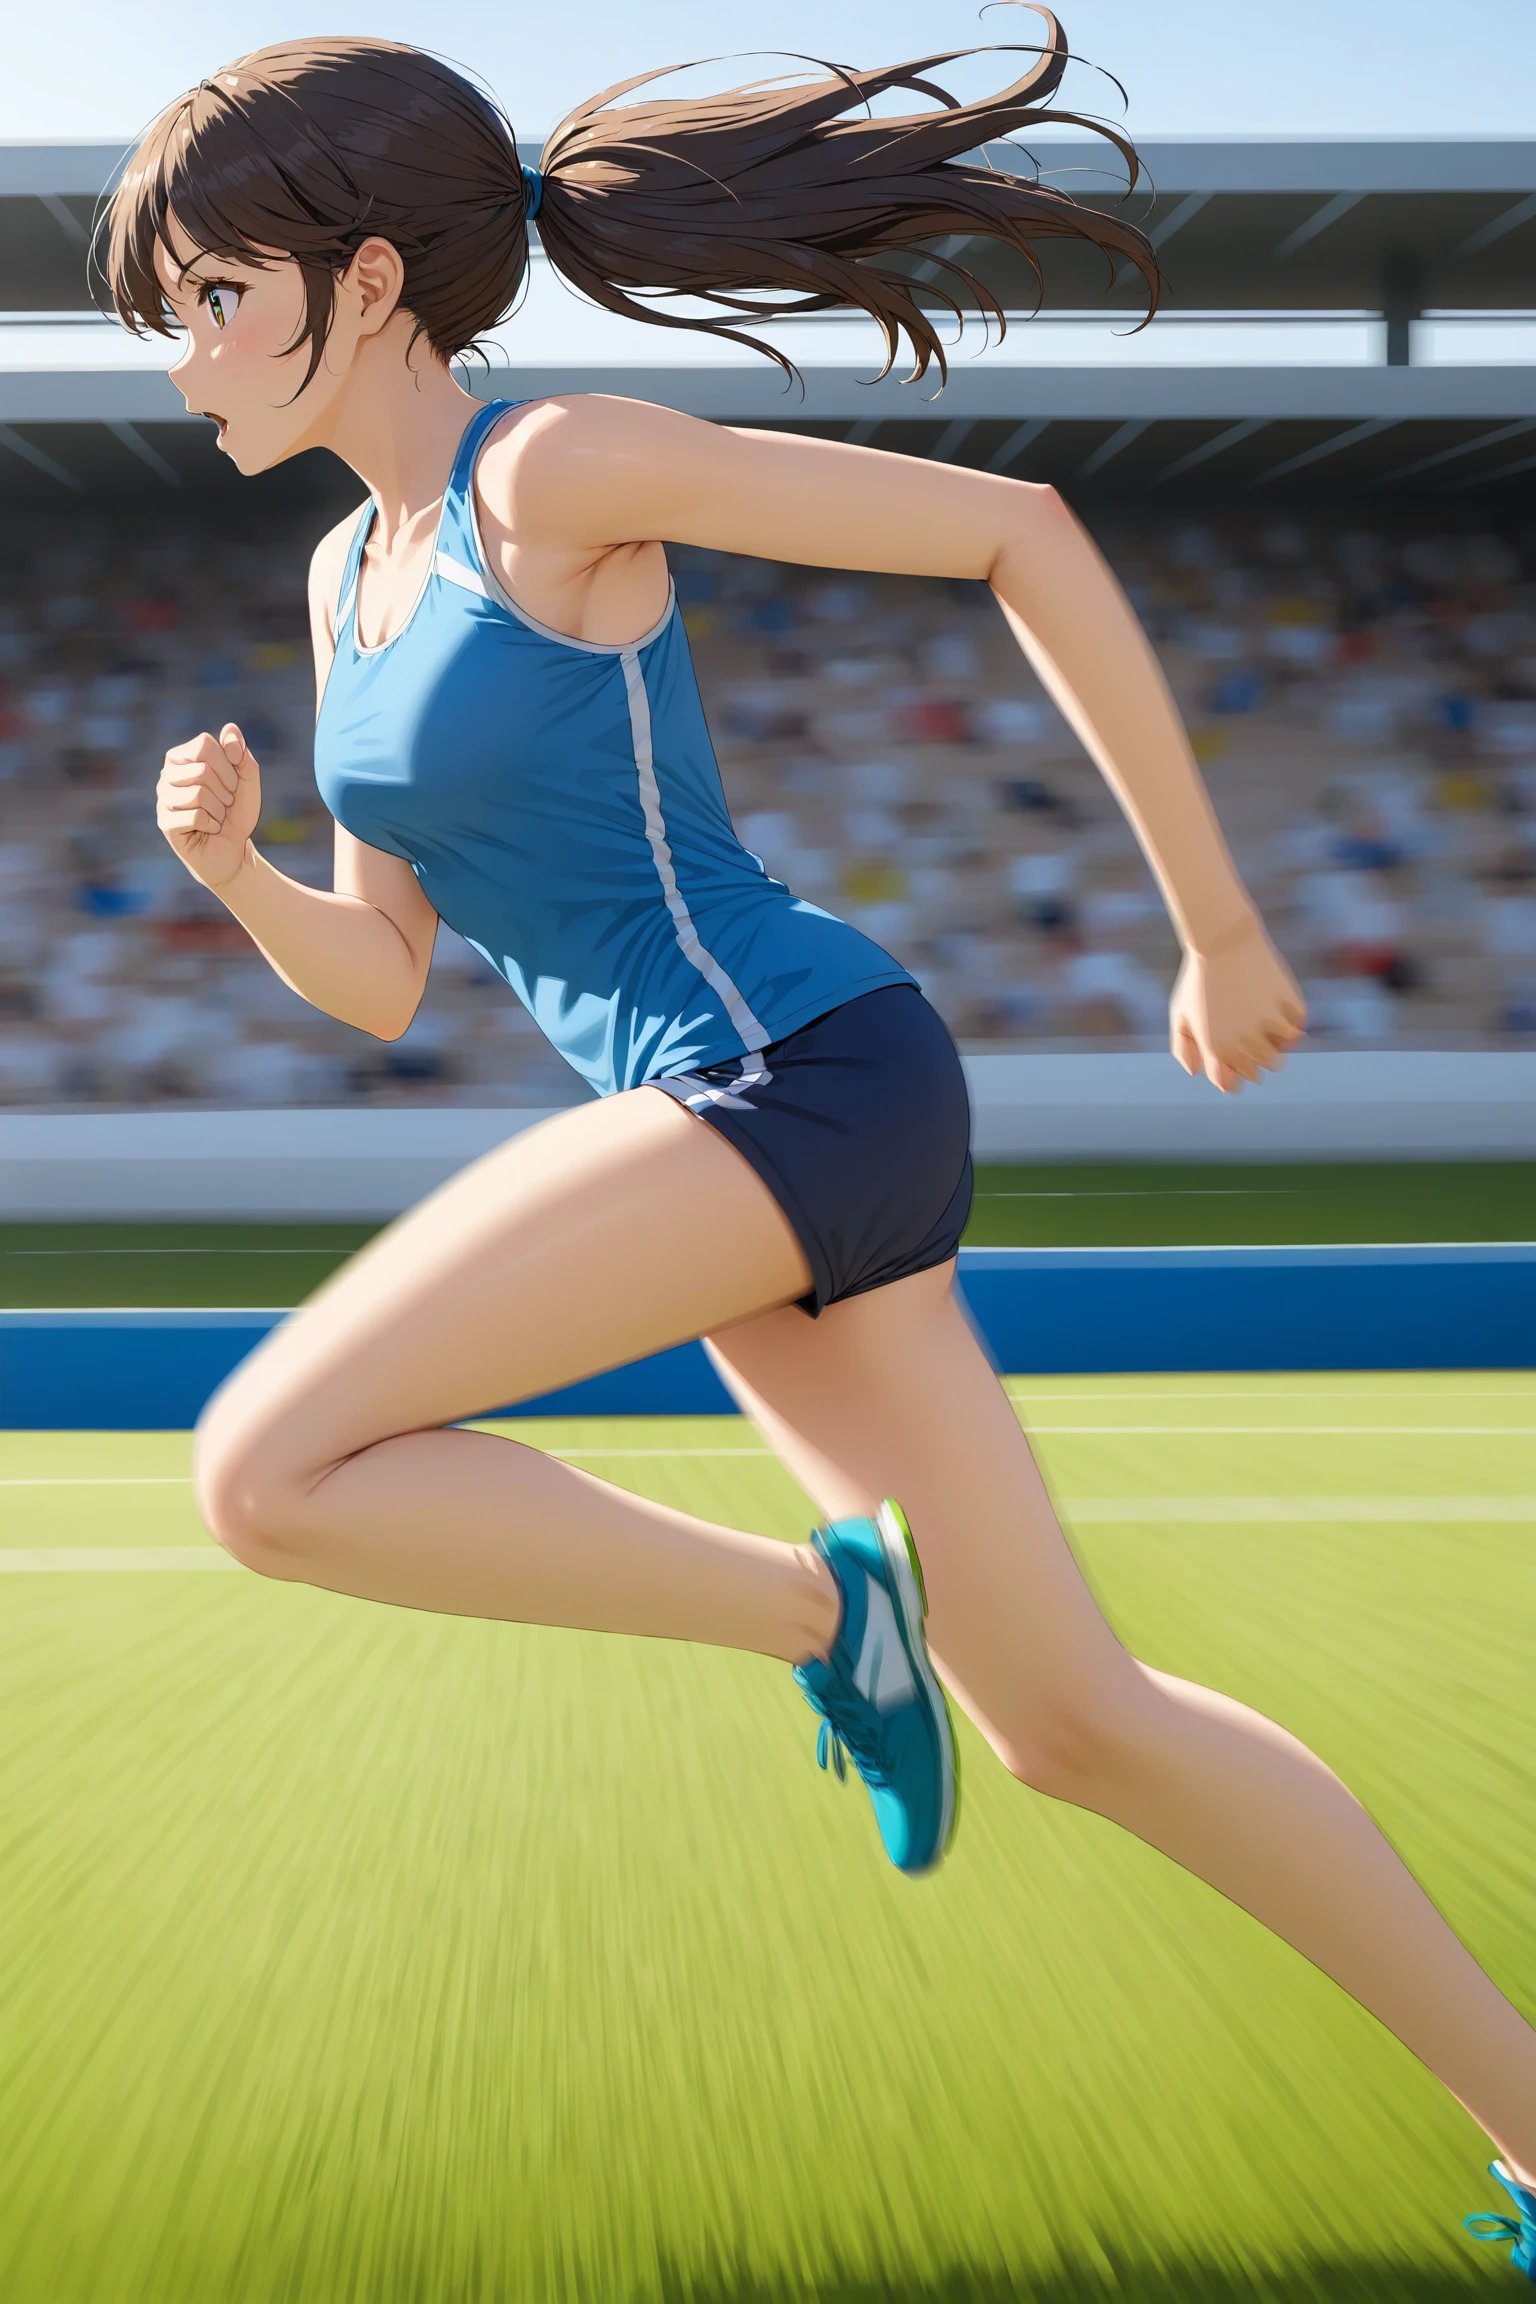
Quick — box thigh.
[194,1085,813,1490]
[655,984,973,1319]
[703,1260,1142,1778]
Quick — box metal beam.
[1147,418,1272,486]
[976,139,1536,197]
[1248,416,1397,485]
[6,367,1535,428]
[1275,192,1363,260]
[37,191,89,249]
[1148,191,1216,245]
[0,421,81,488]
[1455,192,1536,258]
[1368,417,1536,488]
[11,139,1536,203]
[1076,419,1149,477]
[929,418,977,461]
[105,419,180,486]
[906,234,972,291]
[983,416,1052,472]
[1382,251,1424,367]
[1446,443,1536,491]
[1114,190,1212,288]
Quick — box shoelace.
[1465,2211,1528,2246]
[1465,2167,1536,2250]
[808,1628,892,1791]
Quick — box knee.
[191,1409,309,1576]
[991,1665,1153,1796]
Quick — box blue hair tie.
[521,164,544,221]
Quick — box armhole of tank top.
[453,399,679,658]
[332,502,372,646]
[451,398,522,582]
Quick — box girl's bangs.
[100,104,283,338]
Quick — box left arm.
[509,393,1254,955]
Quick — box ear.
[345,235,406,336]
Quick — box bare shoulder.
[476,393,702,545]
[482,390,682,463]
[469,395,675,641]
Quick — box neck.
[323,358,489,552]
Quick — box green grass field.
[1,1162,1533,2300]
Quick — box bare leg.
[233,1420,840,1665]
[1061,1666,1536,2192]
[193,1080,1536,2192]
[192,1086,844,1664]
[705,1267,1536,2193]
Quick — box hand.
[156,722,263,892]
[1170,909,1307,1093]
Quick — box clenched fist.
[157,722,262,891]
[1171,908,1307,1093]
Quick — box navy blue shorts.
[651,983,974,1318]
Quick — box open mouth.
[203,411,228,439]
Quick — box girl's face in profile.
[153,212,330,473]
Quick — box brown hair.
[95,7,1163,402]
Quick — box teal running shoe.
[1465,2161,1536,2279]
[791,1497,958,1877]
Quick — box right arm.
[164,511,440,1041]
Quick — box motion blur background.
[2,500,1533,1110]
[3,17,1535,2304]
[3,3,1535,1122]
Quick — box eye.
[196,279,244,330]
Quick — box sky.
[8,0,1536,142]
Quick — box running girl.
[100,15,1536,2274]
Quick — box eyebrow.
[163,253,245,297]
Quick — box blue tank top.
[313,395,918,1098]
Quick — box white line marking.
[6,1497,1535,1570]
[996,1426,1536,1437]
[1069,1498,1536,1521]
[1,1424,1531,1491]
[997,1386,1536,1399]
[0,1464,752,1481]
[1,1550,240,1571]
[977,1242,1536,1253]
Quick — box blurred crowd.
[0,497,1533,1108]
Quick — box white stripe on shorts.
[653,1052,774,1115]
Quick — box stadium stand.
[0,497,1532,1109]
[1,132,1533,1108]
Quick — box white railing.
[1,1052,1531,1217]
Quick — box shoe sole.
[874,1496,959,1873]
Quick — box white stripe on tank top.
[434,546,772,1056]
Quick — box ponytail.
[101,9,1160,399]
[530,3,1161,390]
